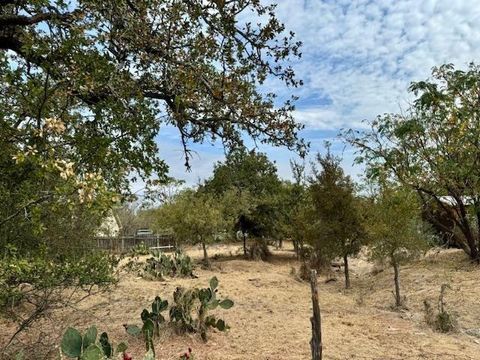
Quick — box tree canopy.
[153,189,224,265]
[345,63,480,261]
[202,148,283,256]
[1,0,304,182]
[367,185,428,306]
[0,0,304,248]
[203,148,282,198]
[308,148,366,288]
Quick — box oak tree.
[0,0,304,239]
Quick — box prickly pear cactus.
[81,344,104,360]
[61,326,127,359]
[82,326,97,350]
[169,277,234,342]
[125,296,169,355]
[61,327,83,358]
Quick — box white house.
[96,209,121,237]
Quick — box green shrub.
[0,246,117,311]
[248,239,271,261]
[1,246,118,357]
[423,284,457,333]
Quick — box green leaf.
[125,325,141,336]
[205,315,216,327]
[142,319,155,336]
[207,299,220,310]
[116,342,128,354]
[141,309,150,322]
[209,276,218,290]
[81,344,104,360]
[215,319,226,331]
[61,327,83,358]
[159,299,168,312]
[152,296,163,314]
[199,288,212,304]
[83,326,97,349]
[142,349,155,360]
[219,299,234,309]
[99,332,112,358]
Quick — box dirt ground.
[1,243,480,359]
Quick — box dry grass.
[1,243,480,359]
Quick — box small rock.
[465,328,480,338]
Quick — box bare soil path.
[1,244,480,359]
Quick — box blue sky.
[155,0,480,186]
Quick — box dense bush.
[0,246,117,311]
[0,245,118,354]
[248,239,272,261]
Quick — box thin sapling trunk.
[202,240,210,268]
[343,254,350,289]
[392,256,402,307]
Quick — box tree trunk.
[474,200,480,263]
[293,239,299,258]
[452,194,478,261]
[463,230,478,261]
[243,231,247,257]
[419,191,479,261]
[343,255,350,289]
[202,241,210,267]
[309,270,322,360]
[392,257,401,307]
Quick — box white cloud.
[156,0,480,185]
[293,107,343,130]
[269,0,480,131]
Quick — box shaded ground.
[1,243,480,359]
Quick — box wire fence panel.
[93,235,175,253]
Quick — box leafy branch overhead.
[1,0,305,186]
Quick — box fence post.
[310,270,322,360]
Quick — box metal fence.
[94,234,175,253]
